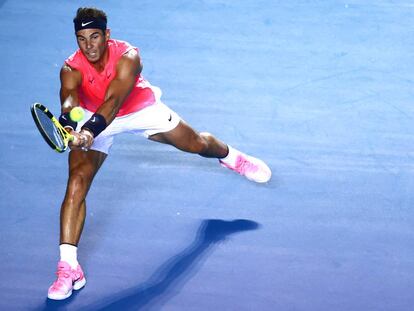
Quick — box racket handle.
[68,134,76,143]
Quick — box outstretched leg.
[149,119,228,158]
[149,120,271,182]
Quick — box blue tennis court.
[1,1,413,310]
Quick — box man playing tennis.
[47,7,271,300]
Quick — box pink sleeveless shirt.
[65,39,155,116]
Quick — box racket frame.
[31,103,74,153]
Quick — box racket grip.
[68,134,76,143]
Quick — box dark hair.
[73,7,107,23]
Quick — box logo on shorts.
[168,114,172,122]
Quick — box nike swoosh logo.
[91,117,96,122]
[168,114,172,122]
[82,21,94,27]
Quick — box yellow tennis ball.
[69,107,85,122]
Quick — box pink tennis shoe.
[47,261,86,300]
[220,153,271,183]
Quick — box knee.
[184,132,210,154]
[68,170,93,192]
[200,132,212,139]
[196,132,213,155]
[200,132,214,144]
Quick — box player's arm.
[98,49,142,123]
[59,64,85,148]
[59,64,82,114]
[79,49,142,147]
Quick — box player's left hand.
[69,129,94,151]
[79,129,94,151]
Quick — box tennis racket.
[31,102,74,153]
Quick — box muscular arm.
[95,49,142,125]
[64,49,142,149]
[59,64,82,114]
[59,64,87,148]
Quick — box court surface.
[1,1,413,310]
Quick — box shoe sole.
[47,277,86,300]
[48,290,73,301]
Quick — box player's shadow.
[82,218,260,311]
[36,219,259,311]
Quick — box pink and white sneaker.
[47,261,86,300]
[219,153,271,183]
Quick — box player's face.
[76,29,110,63]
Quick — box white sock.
[220,145,241,166]
[60,244,79,269]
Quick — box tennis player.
[47,7,271,300]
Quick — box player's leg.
[121,97,271,182]
[149,119,228,158]
[149,119,271,183]
[48,149,106,300]
[60,149,107,245]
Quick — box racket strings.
[35,108,66,149]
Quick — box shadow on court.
[39,219,260,311]
[41,291,83,311]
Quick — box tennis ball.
[69,107,85,122]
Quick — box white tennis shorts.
[76,87,181,154]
